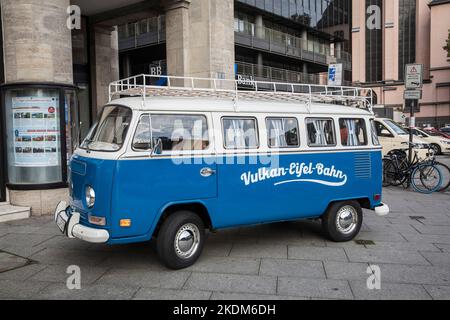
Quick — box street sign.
[405,64,423,89]
[404,99,421,113]
[328,64,343,86]
[404,89,422,100]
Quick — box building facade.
[118,0,352,85]
[352,0,450,127]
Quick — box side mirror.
[151,138,163,156]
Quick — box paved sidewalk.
[0,162,450,300]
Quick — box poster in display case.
[11,96,59,167]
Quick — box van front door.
[111,113,217,239]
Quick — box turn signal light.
[120,219,132,227]
[88,215,106,226]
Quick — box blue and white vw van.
[55,75,389,269]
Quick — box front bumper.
[374,203,390,217]
[54,201,109,244]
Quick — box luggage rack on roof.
[109,74,374,113]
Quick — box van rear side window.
[306,118,336,147]
[222,117,259,149]
[339,118,367,146]
[133,114,209,152]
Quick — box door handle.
[200,167,216,177]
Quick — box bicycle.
[382,144,443,194]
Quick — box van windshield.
[384,120,408,135]
[81,106,132,152]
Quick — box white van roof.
[107,96,373,116]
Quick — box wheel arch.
[152,202,213,238]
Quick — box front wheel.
[430,144,442,156]
[156,211,205,270]
[322,201,363,242]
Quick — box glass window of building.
[398,0,416,80]
[365,0,383,83]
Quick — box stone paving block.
[202,240,233,257]
[323,261,370,281]
[423,285,450,300]
[1,244,46,258]
[185,256,260,275]
[363,223,420,234]
[349,280,431,300]
[185,273,277,295]
[344,248,430,265]
[400,233,450,244]
[37,235,94,251]
[29,248,110,267]
[288,246,348,262]
[134,288,212,300]
[96,268,190,289]
[0,251,29,273]
[355,231,406,242]
[211,292,307,300]
[0,263,46,281]
[229,243,287,259]
[0,279,50,299]
[413,225,450,236]
[277,277,353,300]
[37,283,138,300]
[259,258,325,279]
[101,251,164,270]
[0,233,55,249]
[29,265,108,285]
[375,264,450,286]
[434,243,450,252]
[363,241,441,253]
[419,252,450,267]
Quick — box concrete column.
[335,42,342,59]
[165,0,191,78]
[257,53,263,77]
[90,25,120,117]
[1,0,73,84]
[165,0,235,83]
[255,15,264,39]
[301,30,308,50]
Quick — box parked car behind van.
[373,118,429,158]
[404,127,450,155]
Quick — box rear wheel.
[156,211,205,270]
[322,201,363,242]
[411,164,442,194]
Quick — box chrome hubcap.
[174,223,200,259]
[336,206,358,235]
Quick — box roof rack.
[109,74,374,113]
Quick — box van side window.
[132,114,209,152]
[370,120,381,145]
[339,118,367,146]
[306,118,335,147]
[222,117,258,149]
[266,118,299,148]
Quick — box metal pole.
[408,100,416,164]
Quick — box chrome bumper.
[54,201,109,244]
[374,203,390,217]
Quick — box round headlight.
[85,186,95,208]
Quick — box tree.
[445,29,450,61]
